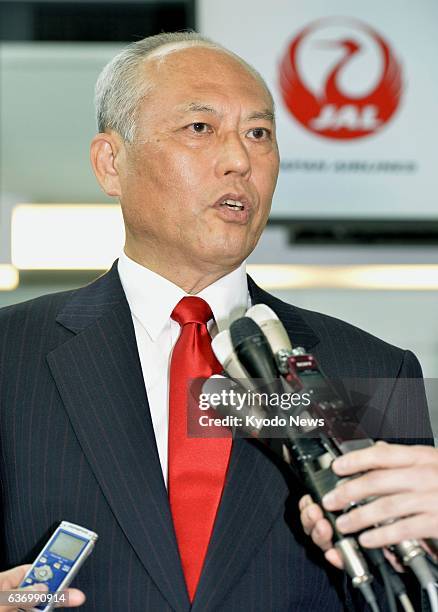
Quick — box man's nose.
[215,132,251,178]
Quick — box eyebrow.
[176,103,218,115]
[245,110,275,122]
[177,102,275,122]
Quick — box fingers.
[383,548,405,573]
[298,444,438,572]
[60,588,86,608]
[0,587,85,611]
[310,518,334,552]
[298,494,312,513]
[423,539,438,561]
[0,586,47,612]
[299,500,334,551]
[321,444,438,548]
[331,443,437,476]
[0,565,32,590]
[334,491,438,535]
[300,500,324,535]
[0,566,85,611]
[358,514,438,548]
[298,495,343,570]
[322,464,438,511]
[0,565,45,612]
[324,548,344,570]
[299,495,335,551]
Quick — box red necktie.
[168,296,232,601]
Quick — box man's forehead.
[146,44,249,73]
[142,46,272,99]
[174,101,275,122]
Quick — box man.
[0,31,436,611]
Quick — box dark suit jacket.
[0,262,433,611]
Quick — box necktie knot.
[171,296,213,326]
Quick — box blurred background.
[0,0,437,434]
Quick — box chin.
[200,242,252,269]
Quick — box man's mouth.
[220,199,245,211]
[212,193,252,224]
[213,193,251,211]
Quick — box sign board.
[199,0,438,219]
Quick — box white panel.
[0,43,124,203]
[11,204,124,269]
[198,0,438,219]
[0,265,19,290]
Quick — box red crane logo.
[279,17,403,140]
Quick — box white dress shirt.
[117,251,250,486]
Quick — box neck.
[124,243,240,294]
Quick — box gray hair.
[94,31,272,143]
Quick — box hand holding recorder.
[0,565,85,612]
[0,521,96,612]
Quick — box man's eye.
[247,127,271,140]
[188,122,211,134]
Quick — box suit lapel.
[191,275,321,611]
[47,263,190,612]
[192,437,291,611]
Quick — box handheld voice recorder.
[17,521,98,612]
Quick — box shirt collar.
[117,251,249,341]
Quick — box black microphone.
[229,316,282,398]
[211,329,257,390]
[279,345,438,599]
[225,316,383,608]
[203,380,378,608]
[245,304,292,359]
[201,375,286,440]
[220,309,436,609]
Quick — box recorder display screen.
[49,532,86,561]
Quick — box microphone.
[202,373,377,609]
[229,316,282,398]
[279,344,438,599]
[221,316,378,604]
[211,329,257,390]
[216,308,437,609]
[201,375,284,440]
[245,304,292,359]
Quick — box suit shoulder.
[250,279,405,362]
[296,303,405,354]
[284,301,413,377]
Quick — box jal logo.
[279,17,403,140]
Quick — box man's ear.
[90,132,124,197]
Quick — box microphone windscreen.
[246,304,292,354]
[211,330,256,387]
[211,330,233,367]
[245,304,279,322]
[230,316,262,348]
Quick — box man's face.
[117,47,280,273]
